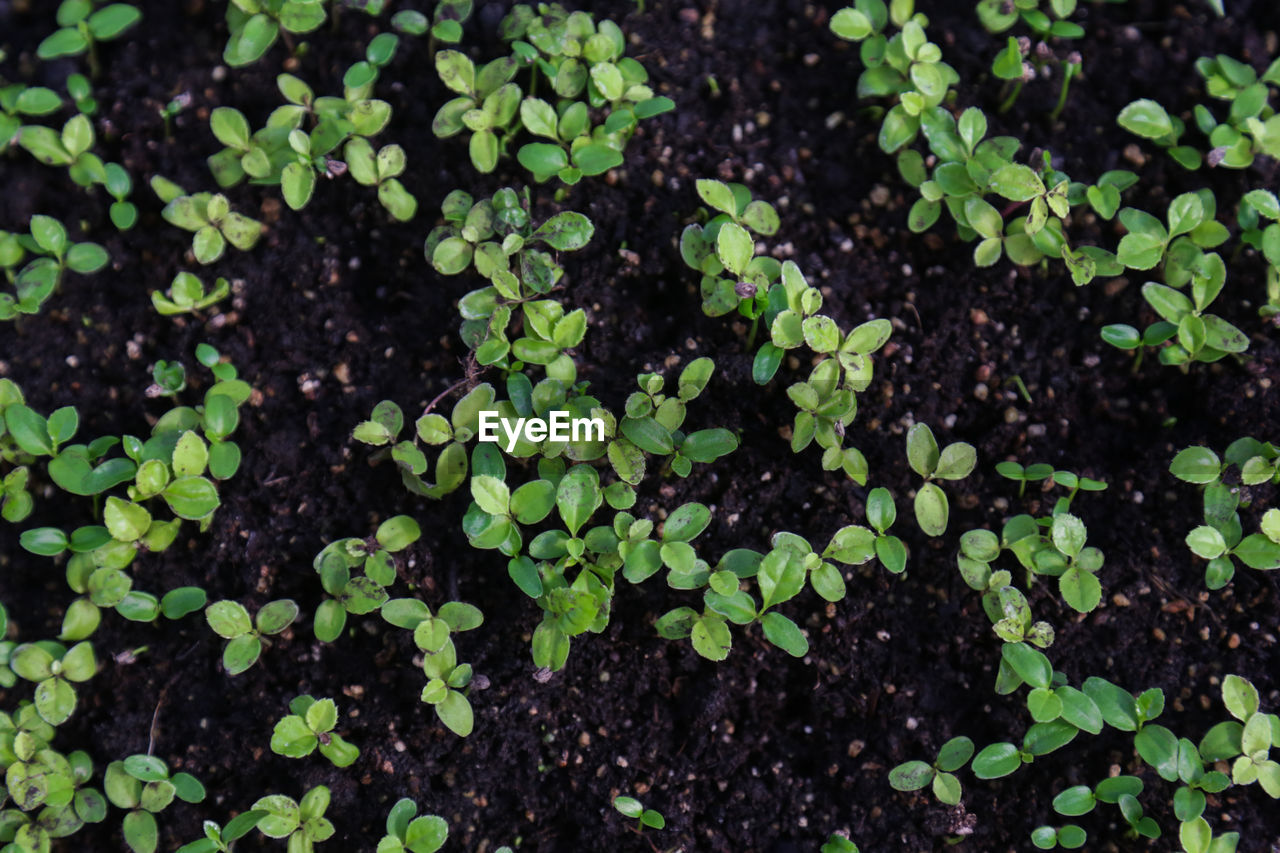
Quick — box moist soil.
[2,0,1280,850]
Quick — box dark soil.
[3,0,1280,851]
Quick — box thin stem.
[1050,62,1079,123]
[998,79,1023,114]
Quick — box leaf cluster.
[270,696,359,767]
[433,3,673,180]
[1169,440,1280,588]
[0,216,108,320]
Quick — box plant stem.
[1050,62,1079,123]
[998,79,1023,114]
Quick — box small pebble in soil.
[974,383,989,401]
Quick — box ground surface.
[2,0,1279,850]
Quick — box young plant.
[888,736,975,805]
[104,755,207,853]
[1170,441,1280,588]
[6,640,96,725]
[391,0,473,43]
[376,798,448,853]
[204,599,299,675]
[612,795,665,832]
[0,215,108,320]
[157,184,265,265]
[252,786,335,852]
[431,4,673,180]
[906,423,976,536]
[865,487,907,574]
[312,515,420,642]
[222,0,327,66]
[270,695,360,767]
[0,710,106,846]
[151,271,230,316]
[37,2,142,77]
[395,602,483,737]
[680,179,781,321]
[175,810,267,853]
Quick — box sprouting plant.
[0,707,107,845]
[431,3,674,180]
[888,736,975,804]
[906,423,976,536]
[312,515,420,642]
[343,137,417,221]
[175,809,266,853]
[154,180,265,265]
[37,2,142,77]
[1121,55,1280,170]
[0,215,108,320]
[399,601,483,737]
[612,795,665,832]
[7,640,96,725]
[975,0,1085,40]
[65,72,97,114]
[352,392,479,500]
[271,695,360,767]
[207,44,418,221]
[1169,441,1280,588]
[104,755,208,853]
[222,0,328,67]
[865,487,907,574]
[679,179,781,321]
[152,271,231,316]
[252,786,335,852]
[996,462,1106,511]
[763,261,891,482]
[376,798,449,853]
[204,599,299,675]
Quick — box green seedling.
[0,712,106,846]
[888,736,975,805]
[612,795,665,832]
[976,0,1085,40]
[37,2,142,76]
[204,599,299,675]
[1169,441,1280,588]
[377,798,449,853]
[432,3,673,180]
[352,390,486,500]
[397,601,483,737]
[312,515,421,642]
[7,640,96,725]
[152,272,230,316]
[65,73,97,114]
[223,0,327,66]
[207,51,417,221]
[271,696,360,767]
[425,188,594,365]
[680,179,781,322]
[1030,823,1088,850]
[906,423,976,536]
[157,184,265,265]
[764,261,890,482]
[252,786,335,852]
[1,215,108,320]
[175,809,267,853]
[1117,98,1204,169]
[104,755,207,853]
[864,488,907,573]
